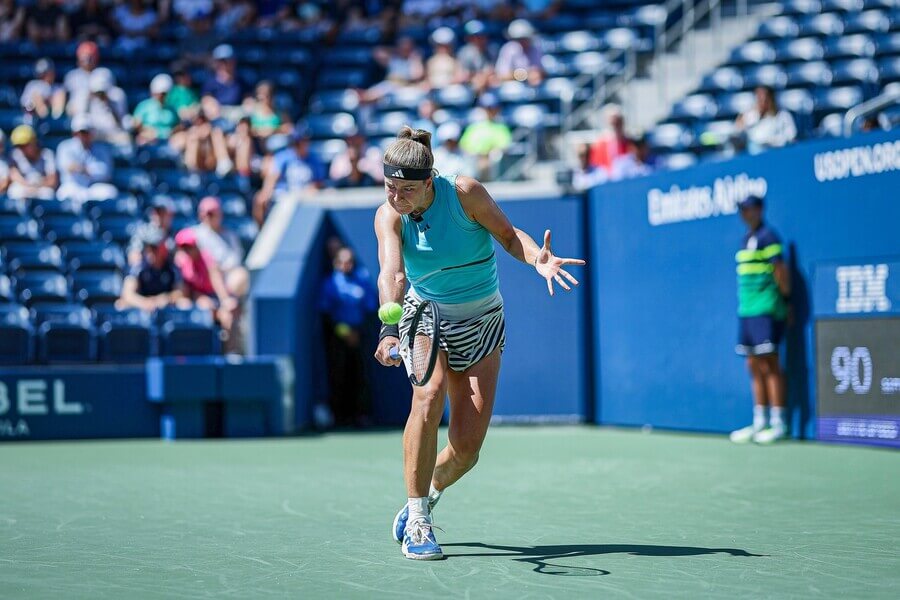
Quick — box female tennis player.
[374,126,585,560]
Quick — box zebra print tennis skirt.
[400,292,506,372]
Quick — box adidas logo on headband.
[390,169,404,178]
[383,163,432,180]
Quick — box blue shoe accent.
[401,519,443,560]
[391,504,408,544]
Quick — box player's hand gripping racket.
[389,300,440,386]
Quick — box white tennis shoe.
[753,424,787,444]
[729,424,762,444]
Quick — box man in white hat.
[432,122,476,178]
[82,67,131,146]
[20,58,66,119]
[495,19,545,85]
[133,74,179,145]
[55,114,117,207]
[425,27,461,90]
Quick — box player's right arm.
[374,202,405,367]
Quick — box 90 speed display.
[815,318,900,447]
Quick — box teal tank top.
[401,174,498,303]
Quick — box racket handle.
[389,347,400,360]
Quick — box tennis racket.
[388,299,440,387]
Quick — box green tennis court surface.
[1,427,897,598]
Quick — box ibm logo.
[836,264,891,314]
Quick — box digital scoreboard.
[815,318,900,447]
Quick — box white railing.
[843,83,900,136]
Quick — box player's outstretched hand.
[534,229,586,296]
[375,336,402,367]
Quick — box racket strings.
[409,306,437,382]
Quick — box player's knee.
[412,386,444,422]
[451,442,480,469]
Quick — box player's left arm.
[457,176,585,296]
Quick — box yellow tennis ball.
[378,302,403,325]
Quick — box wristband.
[379,323,399,341]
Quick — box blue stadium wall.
[589,130,900,439]
[253,195,590,429]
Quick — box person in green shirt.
[730,195,791,445]
[133,74,179,145]
[459,92,511,181]
[164,65,199,119]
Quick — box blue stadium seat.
[5,242,64,275]
[41,215,96,242]
[0,196,26,217]
[84,194,141,219]
[95,306,154,362]
[136,145,181,171]
[154,169,204,195]
[0,304,34,364]
[33,303,96,363]
[309,89,360,114]
[0,216,40,242]
[797,13,845,37]
[552,30,604,53]
[875,33,900,57]
[224,217,259,248]
[879,56,900,82]
[376,87,427,112]
[817,112,846,137]
[335,25,382,45]
[97,215,142,245]
[316,68,371,90]
[729,41,776,65]
[831,58,880,86]
[157,307,219,356]
[321,47,373,67]
[112,167,153,195]
[697,67,744,93]
[30,197,78,218]
[432,84,477,108]
[786,61,834,87]
[17,272,69,305]
[219,194,248,218]
[775,38,825,62]
[825,34,877,59]
[822,0,864,11]
[309,139,348,166]
[777,88,816,116]
[742,65,788,89]
[780,0,823,16]
[505,104,554,129]
[646,123,695,152]
[664,152,699,170]
[494,81,538,105]
[364,111,413,137]
[0,274,14,302]
[844,10,891,34]
[65,241,126,273]
[72,271,123,307]
[814,86,866,117]
[757,16,801,40]
[714,91,756,119]
[307,112,357,139]
[668,94,717,122]
[696,120,739,148]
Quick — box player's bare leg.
[432,347,501,492]
[403,351,449,498]
[731,356,770,443]
[754,354,787,443]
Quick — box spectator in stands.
[433,122,476,177]
[65,41,101,116]
[193,196,249,299]
[176,4,218,65]
[518,0,562,19]
[589,104,629,174]
[361,36,425,103]
[459,93,512,181]
[26,0,70,44]
[203,44,245,109]
[458,19,496,93]
[0,0,25,42]
[118,227,188,313]
[426,27,462,90]
[214,0,256,34]
[495,19,544,85]
[128,196,176,266]
[279,1,335,35]
[173,0,214,25]
[571,142,607,192]
[318,245,377,428]
[69,0,112,44]
[329,127,383,184]
[226,116,256,179]
[174,227,239,344]
[412,98,437,136]
[174,103,232,175]
[7,125,57,201]
[166,63,200,119]
[110,0,159,52]
[467,0,514,21]
[246,81,290,140]
[253,126,326,225]
[610,135,659,181]
[82,67,131,146]
[55,114,117,207]
[332,146,377,188]
[0,129,8,195]
[20,58,66,120]
[729,194,790,444]
[734,86,797,154]
[133,74,179,145]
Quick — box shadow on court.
[442,542,767,576]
